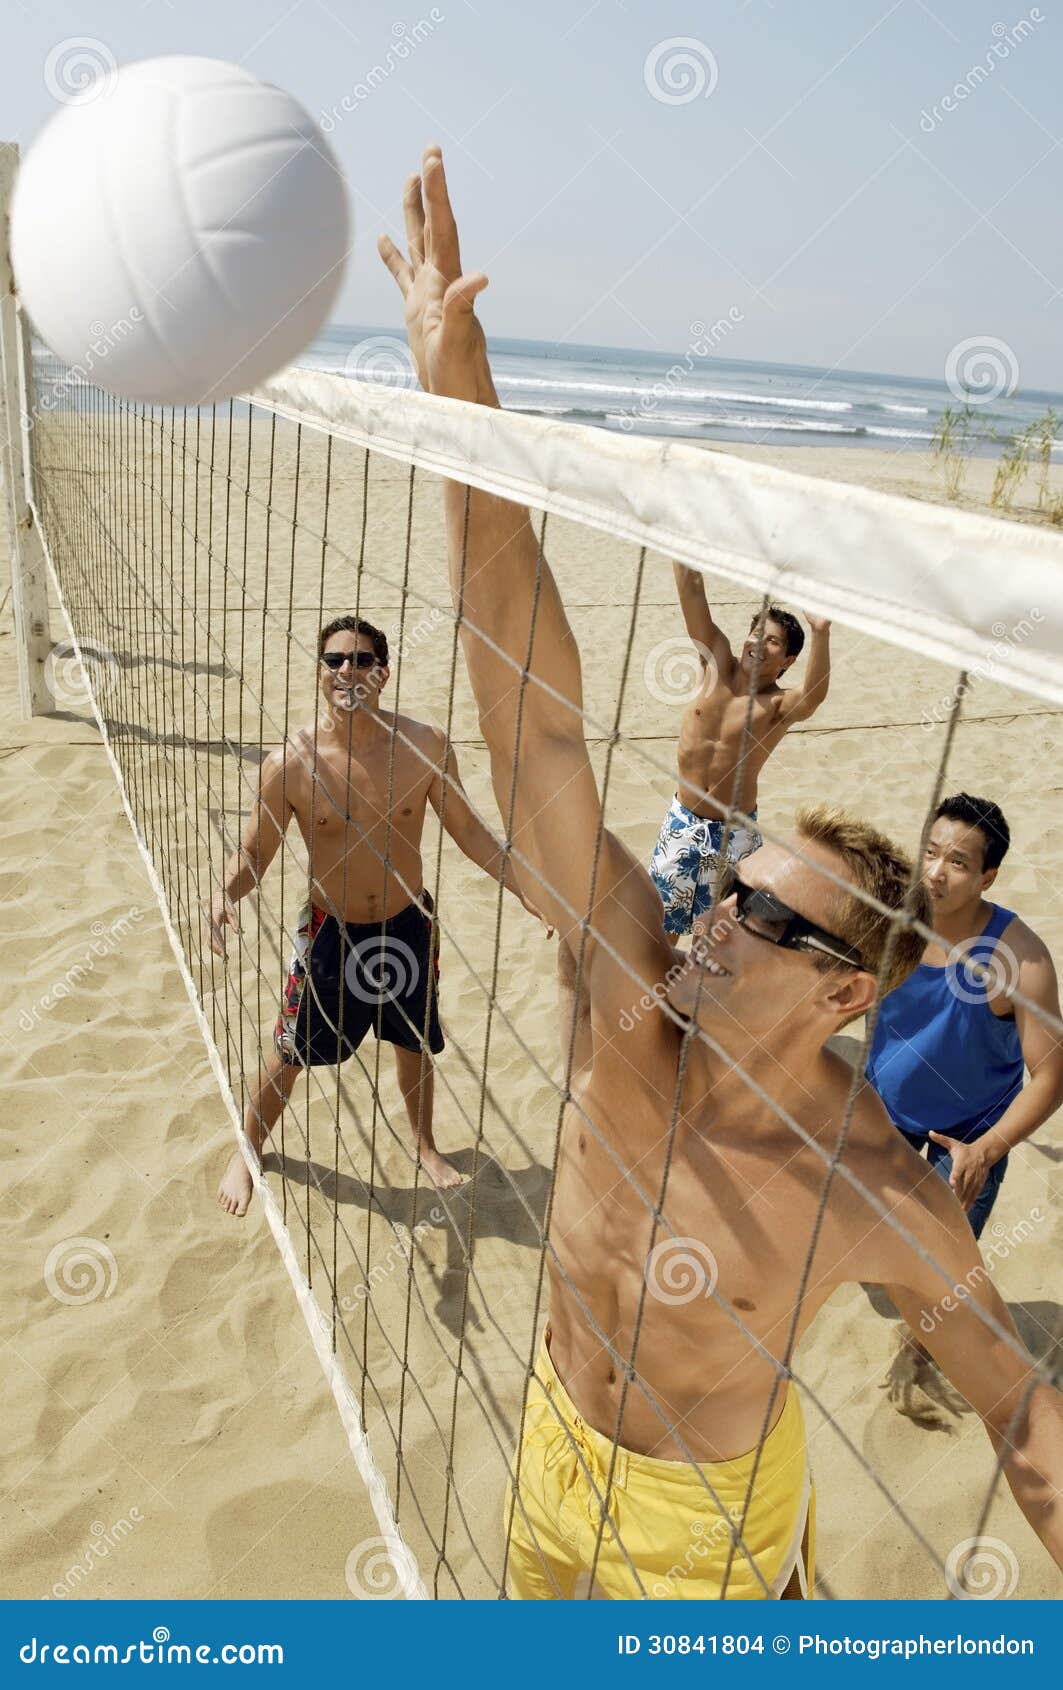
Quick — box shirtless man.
[378,145,1063,1598]
[212,614,541,1215]
[650,569,831,935]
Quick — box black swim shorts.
[274,893,444,1067]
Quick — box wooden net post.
[0,141,52,717]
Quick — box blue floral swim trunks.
[650,794,762,937]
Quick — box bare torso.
[283,711,438,922]
[676,668,791,817]
[546,1039,923,1462]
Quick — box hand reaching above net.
[378,145,495,407]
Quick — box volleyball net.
[11,310,1063,1600]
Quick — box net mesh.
[21,330,1063,1601]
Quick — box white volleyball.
[11,55,350,406]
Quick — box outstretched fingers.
[422,144,461,276]
[402,171,426,267]
[377,233,413,297]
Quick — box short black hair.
[933,793,1011,872]
[749,605,805,660]
[317,615,389,667]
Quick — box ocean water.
[302,324,1063,457]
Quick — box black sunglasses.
[728,874,867,971]
[320,650,379,671]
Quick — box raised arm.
[427,733,552,930]
[780,615,831,722]
[673,563,735,686]
[208,748,292,957]
[378,147,669,1023]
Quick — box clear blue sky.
[5,0,1063,387]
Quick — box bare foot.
[418,1147,465,1191]
[217,1149,255,1217]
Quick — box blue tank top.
[866,902,1024,1143]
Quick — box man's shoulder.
[383,709,441,751]
[997,909,1051,965]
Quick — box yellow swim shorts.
[504,1332,814,1600]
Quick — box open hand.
[378,145,493,405]
[207,890,239,959]
[927,1130,993,1210]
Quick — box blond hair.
[795,805,928,995]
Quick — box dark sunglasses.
[727,873,867,971]
[320,650,379,672]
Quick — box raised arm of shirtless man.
[650,564,831,936]
[379,146,1063,1599]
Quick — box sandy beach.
[3,417,1062,1603]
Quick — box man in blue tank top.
[867,794,1063,1238]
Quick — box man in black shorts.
[210,614,544,1214]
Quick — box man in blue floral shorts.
[649,565,832,936]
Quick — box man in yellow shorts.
[379,145,1063,1599]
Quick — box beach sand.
[2,416,1061,1602]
